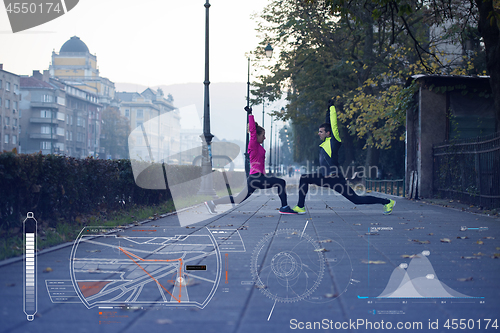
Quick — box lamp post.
[268,116,273,174]
[274,122,278,174]
[198,0,216,196]
[244,43,273,177]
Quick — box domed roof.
[60,36,89,53]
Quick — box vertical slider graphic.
[23,212,37,321]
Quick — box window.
[13,118,17,126]
[136,121,143,129]
[77,117,83,126]
[70,131,73,141]
[5,117,9,126]
[5,82,10,91]
[41,125,51,134]
[137,109,143,118]
[57,127,64,136]
[13,101,17,110]
[0,80,2,88]
[5,99,9,108]
[125,109,130,118]
[4,134,9,144]
[56,112,65,121]
[14,84,18,91]
[66,130,69,140]
[41,141,51,150]
[43,94,53,102]
[77,132,84,142]
[12,135,17,145]
[41,110,52,118]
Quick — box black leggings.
[297,173,389,208]
[213,173,288,207]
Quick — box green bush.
[0,152,246,233]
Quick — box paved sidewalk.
[1,187,499,333]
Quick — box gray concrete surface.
[1,185,499,333]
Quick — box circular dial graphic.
[251,229,325,303]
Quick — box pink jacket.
[248,115,266,174]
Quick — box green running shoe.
[292,206,306,214]
[383,199,396,215]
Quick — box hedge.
[0,152,246,231]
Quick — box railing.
[364,178,405,197]
[433,132,500,209]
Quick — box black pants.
[297,173,389,207]
[213,173,288,207]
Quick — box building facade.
[117,88,180,162]
[0,64,21,152]
[49,36,115,106]
[20,71,101,157]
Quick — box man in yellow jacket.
[293,99,395,215]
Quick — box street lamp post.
[244,43,273,177]
[274,124,278,173]
[198,0,216,196]
[268,116,273,174]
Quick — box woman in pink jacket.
[205,107,297,215]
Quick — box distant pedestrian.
[205,107,297,215]
[292,99,395,215]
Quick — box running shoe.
[279,206,298,215]
[383,199,396,215]
[204,201,217,214]
[292,206,306,214]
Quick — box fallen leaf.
[491,253,500,259]
[461,256,480,259]
[401,254,420,259]
[457,277,473,282]
[440,238,452,243]
[43,267,53,273]
[457,236,469,239]
[483,237,495,239]
[156,319,173,325]
[314,248,328,252]
[412,239,430,244]
[353,223,362,226]
[428,233,434,236]
[361,260,386,264]
[473,252,486,256]
[476,240,484,245]
[324,293,338,298]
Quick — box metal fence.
[364,179,405,197]
[433,132,500,209]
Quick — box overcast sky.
[0,0,272,86]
